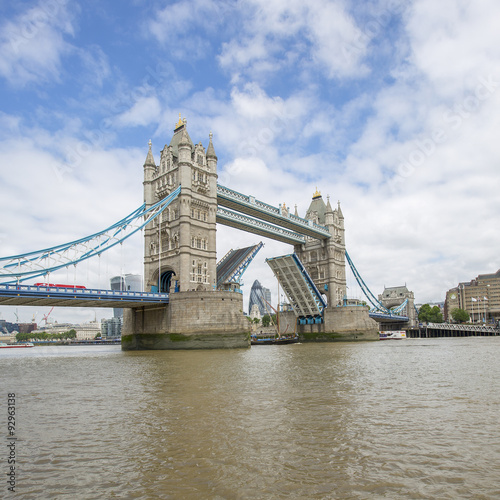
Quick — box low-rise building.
[31,321,102,340]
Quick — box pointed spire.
[206,131,217,159]
[326,194,333,213]
[337,200,344,219]
[179,123,192,147]
[325,195,334,226]
[294,204,298,217]
[144,139,156,167]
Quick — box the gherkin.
[248,280,271,316]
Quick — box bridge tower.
[294,190,347,306]
[123,116,248,350]
[143,116,218,294]
[378,285,417,328]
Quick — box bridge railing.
[217,184,330,236]
[0,284,169,300]
[217,207,306,244]
[426,322,500,333]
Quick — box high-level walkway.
[217,185,331,243]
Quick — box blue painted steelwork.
[391,298,409,314]
[217,184,331,240]
[345,250,390,313]
[0,283,169,308]
[345,250,410,322]
[291,253,327,311]
[369,311,409,321]
[0,187,181,284]
[216,242,263,287]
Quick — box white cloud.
[218,0,369,81]
[0,1,76,86]
[407,0,500,97]
[77,44,111,88]
[147,0,225,59]
[115,96,162,128]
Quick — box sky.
[0,0,499,325]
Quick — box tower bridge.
[0,116,411,348]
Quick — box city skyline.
[1,1,499,323]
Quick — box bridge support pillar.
[281,306,379,341]
[121,291,250,350]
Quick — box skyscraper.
[249,280,272,316]
[110,274,142,318]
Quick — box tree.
[418,304,444,323]
[262,314,271,327]
[451,308,470,323]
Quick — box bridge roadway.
[0,284,169,308]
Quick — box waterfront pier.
[407,323,500,338]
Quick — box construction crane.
[42,307,54,325]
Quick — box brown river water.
[2,337,500,499]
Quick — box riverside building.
[444,269,500,324]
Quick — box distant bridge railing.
[426,322,500,334]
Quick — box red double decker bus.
[34,283,86,289]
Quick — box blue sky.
[1,0,500,324]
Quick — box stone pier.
[279,305,379,341]
[121,291,250,350]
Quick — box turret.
[178,119,192,164]
[143,139,156,207]
[337,201,344,228]
[206,131,217,173]
[325,195,334,226]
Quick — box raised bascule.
[0,116,417,349]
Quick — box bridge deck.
[216,243,263,287]
[266,253,327,319]
[0,284,169,308]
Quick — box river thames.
[2,337,500,499]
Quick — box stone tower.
[143,116,218,293]
[294,189,346,306]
